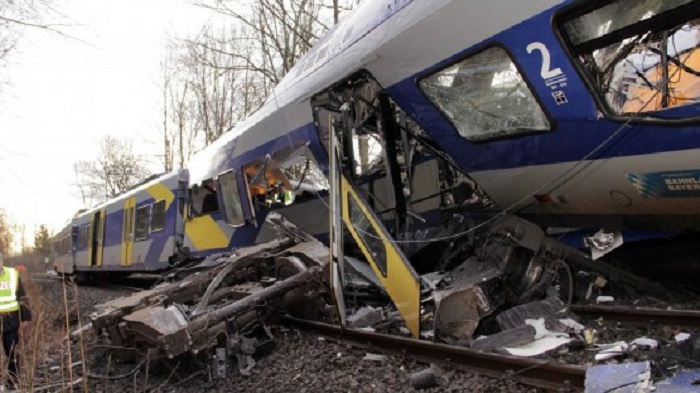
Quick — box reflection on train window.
[190,179,219,216]
[419,47,550,141]
[78,225,89,248]
[348,194,387,277]
[134,205,150,241]
[218,171,245,227]
[561,0,700,114]
[54,236,71,256]
[151,200,166,232]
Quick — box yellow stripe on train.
[185,215,230,251]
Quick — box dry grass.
[7,275,90,392]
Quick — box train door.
[88,209,105,267]
[121,197,135,266]
[328,111,421,337]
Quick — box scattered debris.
[585,230,624,260]
[559,318,585,333]
[362,353,387,363]
[496,297,568,331]
[676,332,692,343]
[503,336,572,357]
[584,361,651,393]
[596,296,615,304]
[584,328,597,345]
[470,324,536,353]
[420,272,446,291]
[410,366,440,390]
[595,341,629,361]
[347,306,384,329]
[631,337,659,351]
[655,369,700,393]
[526,318,568,340]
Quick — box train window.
[218,171,245,227]
[151,200,166,232]
[134,205,150,241]
[54,236,71,256]
[123,207,133,241]
[419,47,550,142]
[190,179,219,216]
[244,144,328,213]
[78,225,89,248]
[348,194,387,276]
[560,0,700,114]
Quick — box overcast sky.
[0,0,216,241]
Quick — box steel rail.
[282,316,585,391]
[570,305,700,327]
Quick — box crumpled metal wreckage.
[89,213,331,376]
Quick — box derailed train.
[56,0,700,337]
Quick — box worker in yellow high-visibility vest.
[0,253,31,392]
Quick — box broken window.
[190,179,219,217]
[419,47,550,142]
[218,171,245,227]
[244,143,328,213]
[151,200,166,232]
[348,194,387,276]
[134,205,150,241]
[312,71,492,273]
[560,0,700,114]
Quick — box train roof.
[74,168,187,220]
[186,0,565,184]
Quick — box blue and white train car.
[52,222,74,275]
[169,0,700,335]
[66,170,188,277]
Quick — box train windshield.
[561,0,700,115]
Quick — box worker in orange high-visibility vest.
[0,253,31,392]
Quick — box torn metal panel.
[122,305,189,339]
[470,324,536,353]
[585,230,624,261]
[503,336,572,357]
[347,306,384,328]
[496,297,568,332]
[655,369,700,393]
[584,362,651,393]
[433,284,495,342]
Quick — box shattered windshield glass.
[419,47,550,142]
[563,0,694,46]
[562,1,700,114]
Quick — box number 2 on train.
[526,42,562,79]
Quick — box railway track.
[30,273,147,292]
[282,316,587,391]
[570,305,700,327]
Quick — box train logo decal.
[627,170,700,198]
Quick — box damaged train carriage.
[87,0,700,375]
[313,72,595,341]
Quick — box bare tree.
[154,0,360,169]
[0,0,69,90]
[73,136,152,206]
[197,0,360,88]
[0,209,12,255]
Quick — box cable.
[302,93,654,245]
